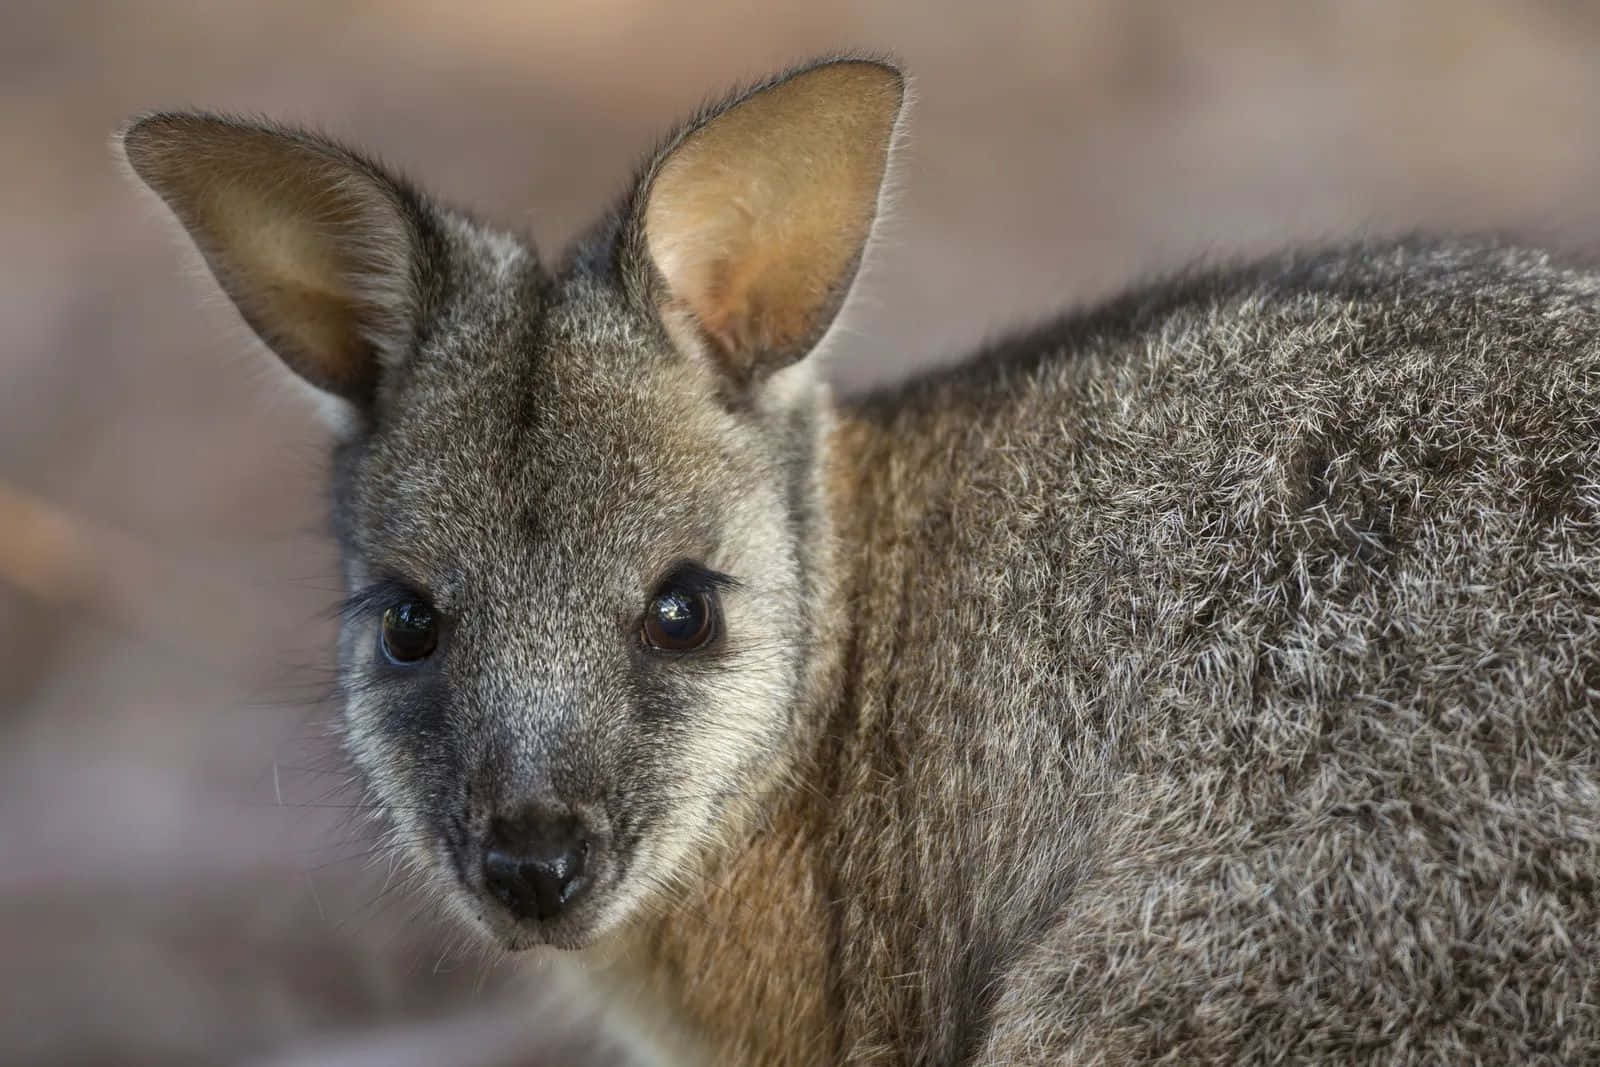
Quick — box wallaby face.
[121,60,903,951]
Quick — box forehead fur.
[337,230,771,604]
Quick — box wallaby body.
[122,60,1600,1064]
[627,243,1600,1064]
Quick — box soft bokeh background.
[7,1,1600,1062]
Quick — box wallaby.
[120,56,1600,1065]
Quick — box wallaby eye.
[641,586,717,653]
[381,601,439,664]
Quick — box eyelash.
[337,578,433,623]
[657,560,739,593]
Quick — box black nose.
[482,806,592,922]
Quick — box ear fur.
[119,113,432,405]
[623,57,905,390]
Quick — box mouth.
[469,876,618,951]
[492,917,600,952]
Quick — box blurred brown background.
[6,1,1600,1063]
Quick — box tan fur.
[619,788,836,1065]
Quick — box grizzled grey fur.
[122,57,1599,1065]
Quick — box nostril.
[482,810,594,922]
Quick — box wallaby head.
[121,58,904,950]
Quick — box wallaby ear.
[119,113,429,405]
[631,59,904,389]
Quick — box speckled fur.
[128,63,1600,1066]
[813,242,1600,1064]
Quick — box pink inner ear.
[641,61,903,381]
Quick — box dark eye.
[641,585,717,652]
[381,601,439,664]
